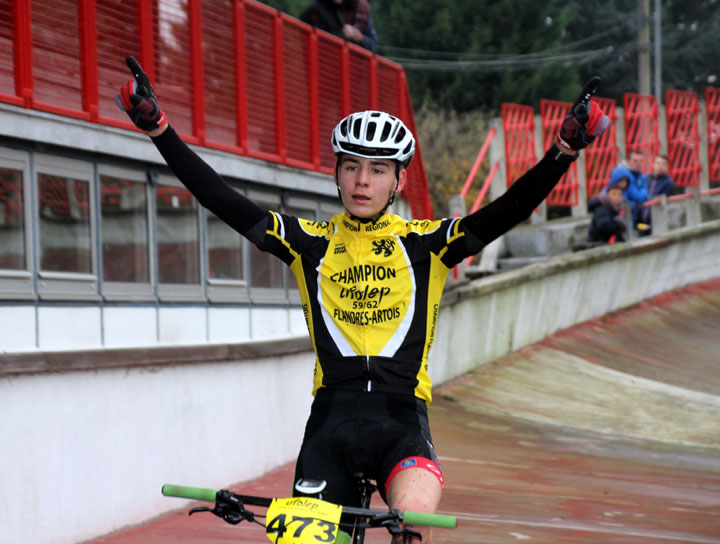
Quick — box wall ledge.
[0,335,313,377]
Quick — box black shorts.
[292,388,441,507]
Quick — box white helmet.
[331,110,415,168]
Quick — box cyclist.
[117,58,608,543]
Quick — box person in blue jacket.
[607,152,648,231]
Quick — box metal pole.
[638,0,651,95]
[654,0,662,103]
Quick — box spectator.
[640,154,675,226]
[588,182,627,243]
[300,0,344,39]
[339,0,377,51]
[358,14,379,52]
[608,151,648,231]
[300,0,377,52]
[647,154,674,198]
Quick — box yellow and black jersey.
[152,126,571,404]
[244,212,483,402]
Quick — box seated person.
[588,183,626,243]
[607,164,648,232]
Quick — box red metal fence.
[665,90,701,187]
[501,103,536,189]
[623,93,660,173]
[584,97,617,198]
[0,0,433,219]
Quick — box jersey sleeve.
[459,145,571,253]
[244,212,330,266]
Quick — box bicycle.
[162,474,456,543]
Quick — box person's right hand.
[115,56,167,134]
[556,77,609,152]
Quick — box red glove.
[115,56,167,133]
[556,77,609,151]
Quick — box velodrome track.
[90,279,720,543]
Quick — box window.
[101,171,150,283]
[35,154,97,300]
[0,147,33,299]
[155,173,203,301]
[99,165,154,300]
[0,166,26,270]
[207,211,244,281]
[38,173,91,273]
[206,203,249,303]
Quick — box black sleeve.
[461,145,572,249]
[151,126,268,235]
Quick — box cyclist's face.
[337,155,406,218]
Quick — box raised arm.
[462,77,610,248]
[116,56,267,235]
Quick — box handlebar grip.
[402,510,457,529]
[162,484,218,502]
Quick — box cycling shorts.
[292,388,442,507]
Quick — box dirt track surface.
[91,279,720,543]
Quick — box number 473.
[266,513,338,543]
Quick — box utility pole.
[638,0,651,95]
[653,0,662,102]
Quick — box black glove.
[556,77,609,151]
[115,56,167,132]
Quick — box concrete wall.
[428,220,720,386]
[2,221,720,544]
[1,339,316,544]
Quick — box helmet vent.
[366,121,377,140]
[352,118,362,139]
[395,127,406,144]
[380,122,391,142]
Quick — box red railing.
[585,97,617,198]
[665,90,701,187]
[0,0,433,219]
[624,92,660,173]
[540,99,579,206]
[501,103,536,189]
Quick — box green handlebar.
[402,510,457,529]
[162,484,218,503]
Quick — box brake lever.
[188,494,256,525]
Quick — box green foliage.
[374,0,582,113]
[413,101,493,218]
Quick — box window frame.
[34,153,99,301]
[155,172,205,302]
[205,182,251,304]
[98,164,155,302]
[0,147,34,300]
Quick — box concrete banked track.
[92,279,720,544]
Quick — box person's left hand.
[556,77,610,151]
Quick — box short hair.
[607,184,624,193]
[628,149,644,159]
